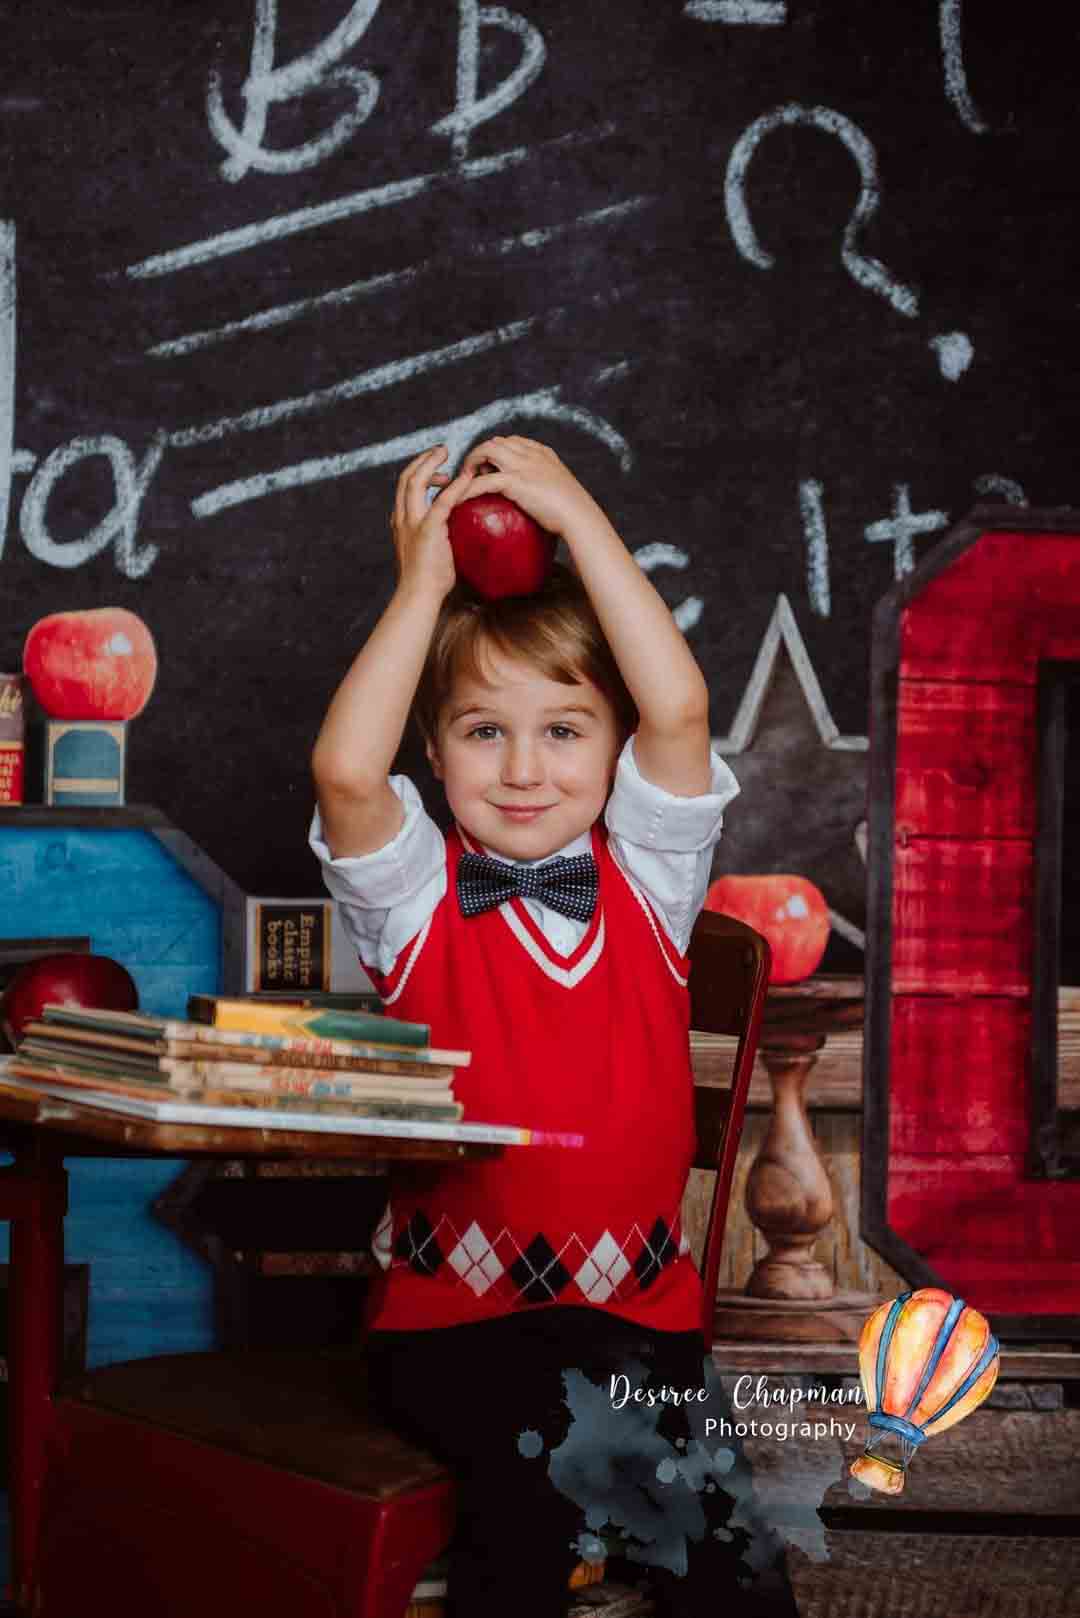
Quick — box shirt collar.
[478,828,593,868]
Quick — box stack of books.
[4,997,469,1130]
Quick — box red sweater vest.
[362,820,703,1334]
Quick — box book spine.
[159,1041,455,1079]
[157,1061,453,1098]
[196,1090,464,1120]
[6,1060,185,1103]
[289,1008,430,1048]
[0,675,26,806]
[185,1000,431,1047]
[161,1026,464,1066]
[186,1002,429,1046]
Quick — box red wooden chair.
[29,910,769,1618]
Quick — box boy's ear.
[425,735,443,779]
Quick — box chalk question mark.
[725,103,973,381]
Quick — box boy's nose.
[500,737,542,787]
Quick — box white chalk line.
[685,1,787,22]
[147,195,654,359]
[148,265,422,359]
[189,376,633,519]
[165,315,539,449]
[632,543,702,634]
[123,122,617,281]
[0,221,15,564]
[799,477,830,617]
[939,0,989,134]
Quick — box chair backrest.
[686,909,771,1352]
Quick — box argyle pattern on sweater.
[372,1203,692,1307]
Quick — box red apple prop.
[704,875,830,985]
[2,952,139,1046]
[447,494,556,599]
[23,608,158,720]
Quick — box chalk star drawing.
[712,595,868,951]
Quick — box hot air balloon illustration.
[851,1288,1000,1495]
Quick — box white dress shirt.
[309,736,739,976]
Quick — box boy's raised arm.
[460,436,713,797]
[311,447,472,858]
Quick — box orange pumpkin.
[704,875,830,984]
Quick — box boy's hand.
[460,436,599,538]
[391,445,475,598]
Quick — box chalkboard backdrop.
[3,0,1079,926]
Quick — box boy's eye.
[467,723,500,739]
[549,724,579,739]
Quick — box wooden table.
[0,1081,501,1615]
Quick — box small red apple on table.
[2,952,139,1049]
[704,874,830,984]
[447,493,556,599]
[23,608,157,721]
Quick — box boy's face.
[427,644,622,862]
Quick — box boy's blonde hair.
[414,562,638,746]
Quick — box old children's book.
[0,675,26,805]
[189,1000,430,1046]
[16,1042,456,1099]
[22,1019,462,1079]
[5,1059,462,1119]
[0,1061,583,1146]
[39,1003,451,1059]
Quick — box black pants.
[366,1307,797,1618]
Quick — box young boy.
[309,437,796,1617]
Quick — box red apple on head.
[24,608,158,720]
[447,494,556,599]
[704,875,830,985]
[2,953,139,1046]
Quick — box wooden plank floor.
[4,1404,1078,1616]
[745,1403,1080,1616]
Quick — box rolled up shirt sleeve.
[604,735,740,955]
[307,775,447,976]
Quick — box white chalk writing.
[190,380,633,519]
[725,102,973,379]
[864,485,949,579]
[147,196,652,359]
[0,222,14,565]
[939,0,989,135]
[726,103,919,316]
[686,1,786,21]
[165,315,539,449]
[931,331,974,381]
[124,124,613,280]
[19,434,164,579]
[632,542,704,634]
[207,0,382,181]
[433,2,546,166]
[799,478,830,617]
[973,474,1027,506]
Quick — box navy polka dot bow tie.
[457,850,599,922]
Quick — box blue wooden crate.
[0,807,244,1367]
